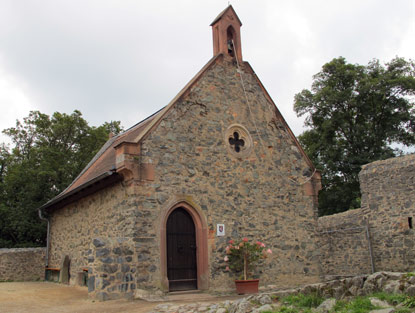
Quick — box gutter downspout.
[38,208,50,269]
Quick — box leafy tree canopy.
[0,110,123,248]
[294,57,415,216]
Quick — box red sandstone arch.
[160,201,209,291]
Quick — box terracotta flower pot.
[234,279,259,294]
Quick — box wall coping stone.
[360,154,415,173]
[0,247,46,254]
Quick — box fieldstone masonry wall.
[48,182,138,286]
[138,57,321,291]
[0,248,45,281]
[318,209,372,279]
[318,154,415,278]
[359,154,415,272]
[88,237,138,301]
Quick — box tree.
[294,57,415,216]
[0,110,123,247]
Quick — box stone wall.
[0,248,45,281]
[318,154,415,278]
[137,56,321,292]
[152,271,415,313]
[87,237,137,301]
[318,209,372,279]
[48,182,137,285]
[360,154,415,272]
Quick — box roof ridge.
[131,54,221,144]
[39,54,222,212]
[210,5,242,26]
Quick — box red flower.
[229,239,234,244]
[243,237,249,242]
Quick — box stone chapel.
[38,6,322,300]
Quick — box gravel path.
[0,282,240,313]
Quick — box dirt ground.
[0,282,240,313]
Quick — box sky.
[0,0,414,145]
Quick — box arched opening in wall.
[160,201,209,292]
[166,208,197,291]
[226,26,236,57]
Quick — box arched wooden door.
[166,207,197,291]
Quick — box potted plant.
[224,237,272,294]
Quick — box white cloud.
[0,62,35,144]
[0,0,413,141]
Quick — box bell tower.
[210,5,243,63]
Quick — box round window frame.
[224,124,253,158]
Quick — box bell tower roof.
[210,5,242,27]
[210,5,243,63]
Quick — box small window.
[224,124,253,158]
[409,217,413,229]
[229,131,245,153]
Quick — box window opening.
[229,131,244,153]
[409,217,413,229]
[227,26,235,57]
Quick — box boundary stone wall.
[0,247,45,281]
[360,154,415,272]
[318,209,372,279]
[318,154,415,278]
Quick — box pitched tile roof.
[64,108,164,193]
[39,55,222,212]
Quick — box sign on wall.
[217,224,225,236]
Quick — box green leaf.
[294,57,415,216]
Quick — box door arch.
[160,201,208,292]
[166,208,197,291]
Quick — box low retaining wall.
[0,247,46,281]
[148,271,415,313]
[318,154,415,278]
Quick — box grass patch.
[332,299,347,311]
[370,291,407,306]
[394,308,412,313]
[265,291,414,313]
[334,297,379,313]
[263,307,299,313]
[402,295,415,308]
[371,291,415,309]
[282,292,324,308]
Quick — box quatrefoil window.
[224,124,253,158]
[229,132,245,153]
